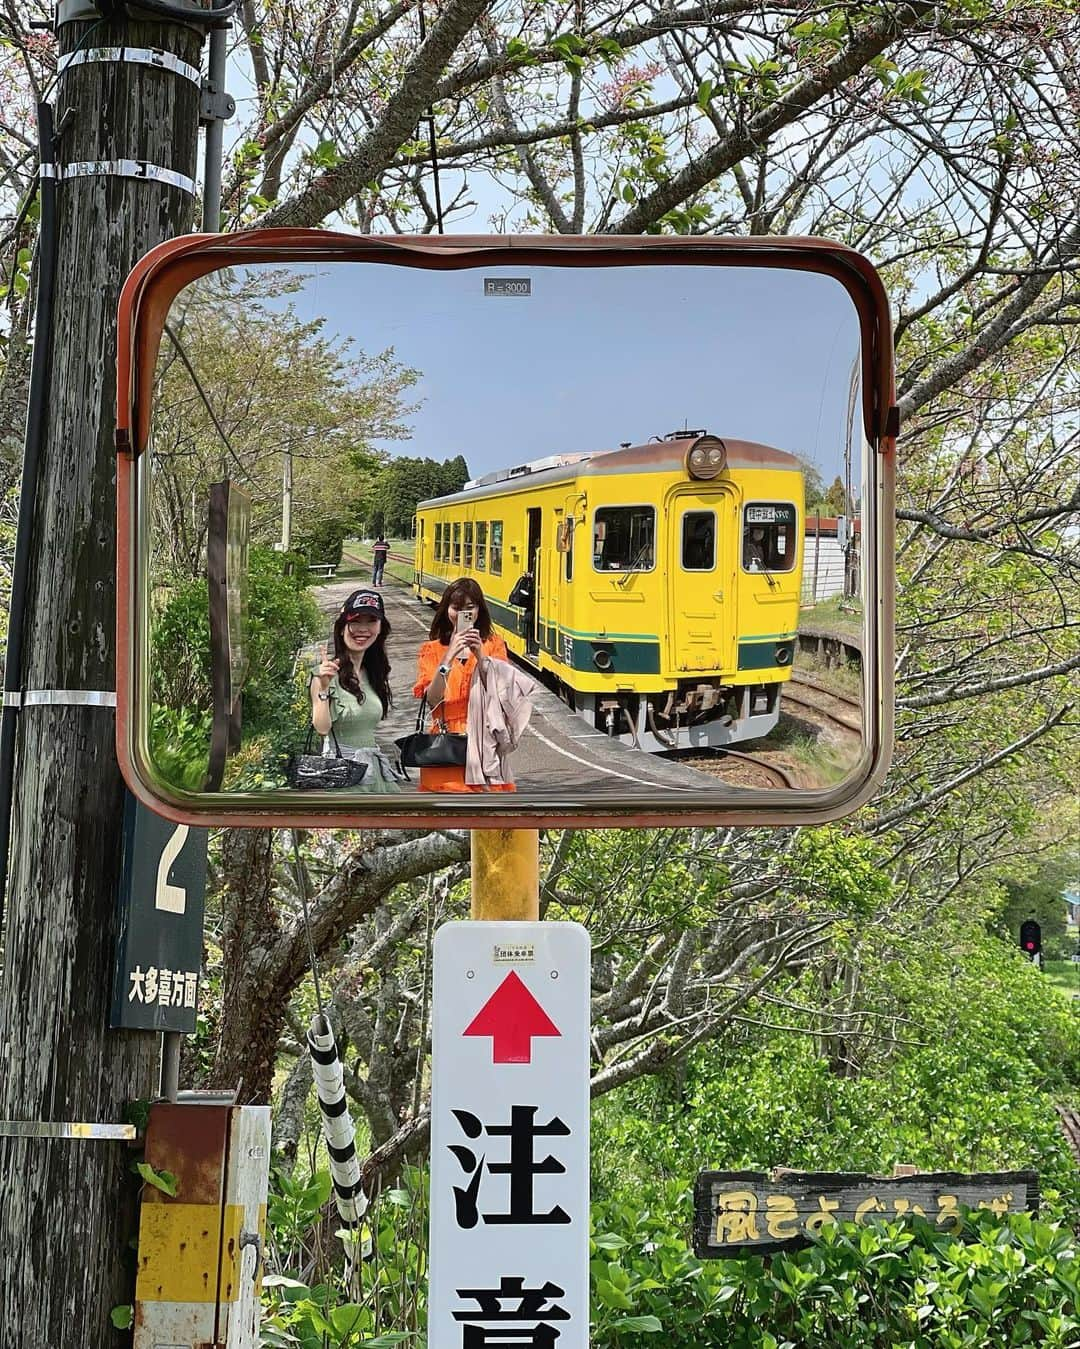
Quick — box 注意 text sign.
[693,1169,1039,1257]
[429,921,589,1348]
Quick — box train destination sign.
[693,1169,1040,1258]
[429,921,590,1349]
[115,232,895,829]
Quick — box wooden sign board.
[693,1169,1039,1257]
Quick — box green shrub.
[594,929,1080,1208]
[259,1169,1080,1348]
[294,517,351,569]
[151,545,321,742]
[148,704,211,791]
[589,1192,1080,1347]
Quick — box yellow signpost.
[470,829,540,922]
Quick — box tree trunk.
[210,825,284,1102]
[0,17,201,1342]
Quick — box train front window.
[490,521,503,574]
[476,521,487,570]
[593,506,655,572]
[682,511,715,571]
[742,502,797,572]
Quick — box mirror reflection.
[142,261,870,801]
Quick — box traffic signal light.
[1020,920,1041,959]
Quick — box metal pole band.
[17,690,117,708]
[61,161,197,196]
[58,46,203,87]
[0,1120,137,1140]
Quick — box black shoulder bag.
[395,695,468,771]
[284,724,369,790]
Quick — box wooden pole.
[0,14,201,1341]
[470,829,540,921]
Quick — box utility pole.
[0,6,203,1340]
[282,447,293,551]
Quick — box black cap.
[340,588,385,619]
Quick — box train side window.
[453,522,461,565]
[742,502,797,572]
[682,511,715,571]
[464,521,474,568]
[593,506,655,572]
[490,521,503,574]
[476,521,487,570]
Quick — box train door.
[547,509,564,657]
[525,507,542,655]
[666,490,737,672]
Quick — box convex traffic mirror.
[116,233,895,828]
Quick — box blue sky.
[276,260,863,484]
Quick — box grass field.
[1042,959,1080,997]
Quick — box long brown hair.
[332,613,393,716]
[428,577,493,644]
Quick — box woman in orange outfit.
[412,577,515,792]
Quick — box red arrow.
[463,970,561,1064]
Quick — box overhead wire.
[162,322,257,484]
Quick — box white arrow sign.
[429,921,590,1349]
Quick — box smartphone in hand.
[456,608,477,662]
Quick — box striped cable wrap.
[307,1012,367,1223]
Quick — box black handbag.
[395,695,468,771]
[284,725,369,790]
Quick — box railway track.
[783,669,863,735]
[674,747,797,791]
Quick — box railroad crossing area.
[304,576,718,796]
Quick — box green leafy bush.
[151,546,321,784]
[594,929,1080,1207]
[149,704,211,790]
[262,1165,427,1348]
[589,1195,1080,1348]
[294,516,351,569]
[259,1170,1080,1348]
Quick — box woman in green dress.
[309,588,408,792]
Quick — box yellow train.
[413,431,804,752]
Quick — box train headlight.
[685,435,727,480]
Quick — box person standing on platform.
[412,578,516,793]
[372,535,390,586]
[309,589,407,791]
